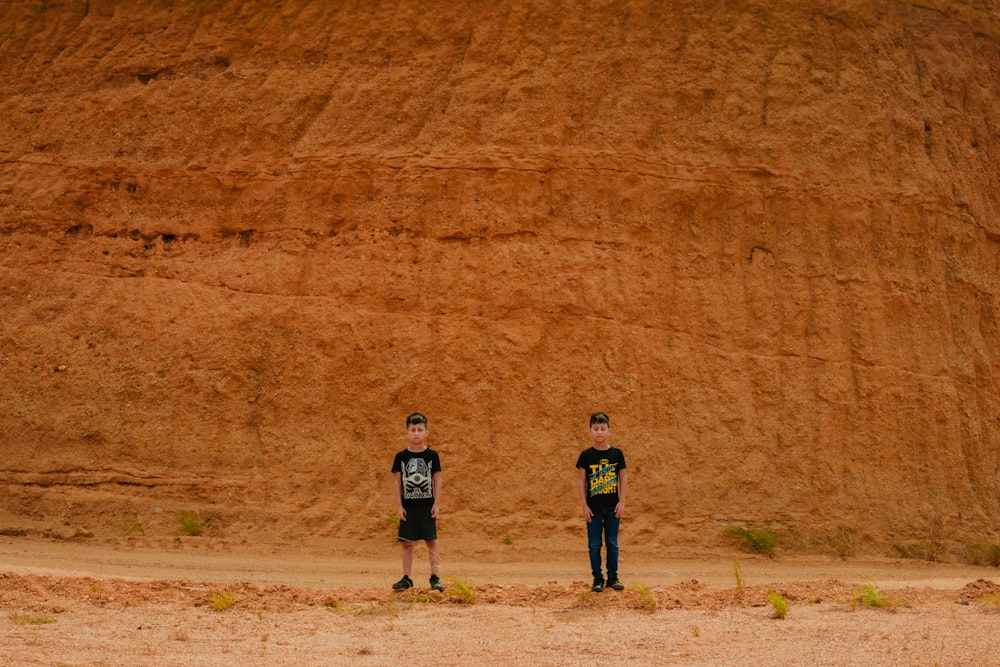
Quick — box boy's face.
[407,422,428,448]
[589,421,610,447]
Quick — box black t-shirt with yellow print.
[576,446,627,511]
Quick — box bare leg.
[426,539,440,576]
[401,540,415,576]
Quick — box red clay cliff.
[0,1,998,554]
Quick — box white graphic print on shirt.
[403,457,433,500]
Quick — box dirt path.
[2,535,995,589]
[2,537,1000,665]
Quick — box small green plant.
[689,624,700,637]
[577,590,600,607]
[983,592,1000,610]
[183,0,206,15]
[350,603,378,616]
[990,545,1000,568]
[854,583,897,609]
[118,513,144,537]
[1,33,15,43]
[382,513,400,534]
[177,510,205,536]
[502,533,513,545]
[892,540,943,562]
[349,602,398,618]
[767,590,788,619]
[209,588,235,611]
[780,525,859,558]
[964,542,1000,568]
[827,525,857,558]
[627,583,657,614]
[733,557,745,595]
[400,589,439,604]
[726,524,777,557]
[87,580,110,604]
[12,612,56,625]
[855,584,887,607]
[444,577,477,605]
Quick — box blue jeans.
[587,506,620,581]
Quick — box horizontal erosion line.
[3,157,961,211]
[0,153,876,192]
[6,156,768,187]
[0,470,248,489]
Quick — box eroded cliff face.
[1,0,998,551]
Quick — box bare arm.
[393,471,406,521]
[615,468,628,518]
[431,471,442,518]
[577,467,593,522]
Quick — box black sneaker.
[429,574,445,592]
[392,575,413,590]
[592,578,604,593]
[607,579,625,591]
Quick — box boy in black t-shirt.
[576,411,628,593]
[390,412,444,591]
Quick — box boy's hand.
[431,503,440,518]
[581,506,593,522]
[396,506,406,521]
[614,501,625,518]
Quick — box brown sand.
[3,536,999,665]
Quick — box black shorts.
[398,504,437,542]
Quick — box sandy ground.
[2,536,999,666]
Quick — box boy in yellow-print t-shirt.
[576,411,628,593]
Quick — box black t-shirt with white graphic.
[392,448,442,508]
[576,446,627,511]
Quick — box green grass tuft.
[853,583,899,609]
[767,590,788,619]
[382,513,401,536]
[349,602,398,618]
[443,577,477,605]
[828,525,858,558]
[394,577,476,605]
[963,542,1000,568]
[177,510,205,536]
[891,540,943,562]
[117,513,144,537]
[627,583,657,614]
[399,589,440,604]
[733,557,745,594]
[12,612,56,625]
[209,588,236,611]
[726,524,777,557]
[183,0,206,15]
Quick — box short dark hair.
[589,411,610,427]
[406,412,428,427]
